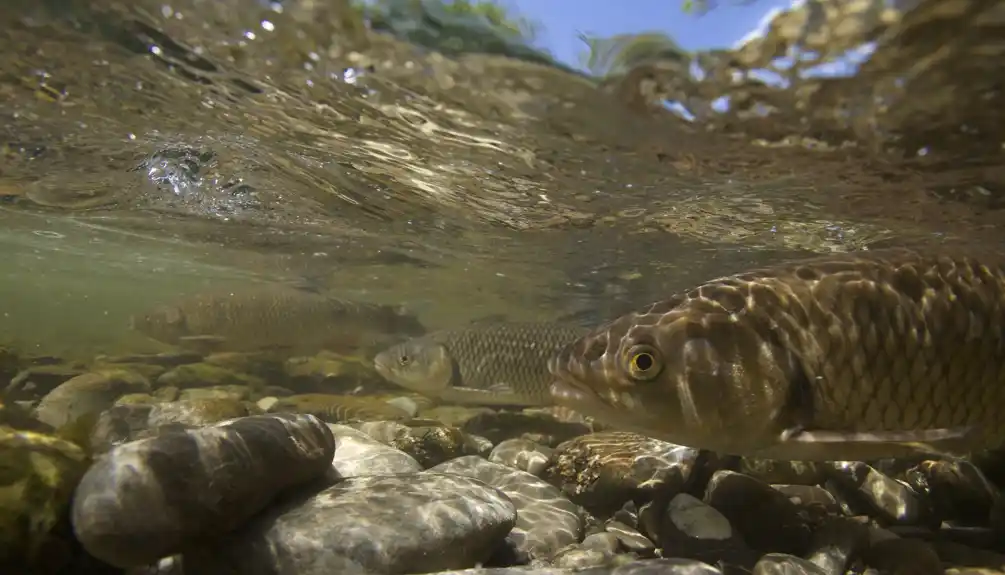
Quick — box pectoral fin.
[177,335,228,353]
[438,384,534,408]
[779,426,977,458]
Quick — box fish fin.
[485,381,516,395]
[178,335,227,352]
[438,387,537,407]
[780,426,976,457]
[179,335,228,343]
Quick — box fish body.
[373,322,590,407]
[131,286,426,355]
[548,249,1005,461]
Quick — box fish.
[547,249,1005,462]
[373,322,591,407]
[130,285,426,355]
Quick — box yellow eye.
[626,345,661,380]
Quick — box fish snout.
[372,351,394,380]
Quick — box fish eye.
[625,344,662,381]
[398,354,411,366]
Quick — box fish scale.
[131,286,426,354]
[548,249,1005,461]
[374,322,590,407]
[438,324,579,389]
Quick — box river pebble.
[490,438,554,476]
[826,461,930,525]
[905,459,999,524]
[35,369,151,427]
[427,558,723,574]
[703,470,812,556]
[752,553,829,574]
[88,398,258,453]
[71,413,335,567]
[182,473,517,575]
[432,455,583,563]
[544,431,701,514]
[328,423,422,476]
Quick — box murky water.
[1,0,1002,358]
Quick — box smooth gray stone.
[184,472,517,575]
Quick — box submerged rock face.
[0,426,89,571]
[71,413,335,568]
[35,369,151,428]
[183,472,518,575]
[432,455,584,563]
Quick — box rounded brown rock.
[71,413,335,568]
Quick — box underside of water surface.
[0,0,999,357]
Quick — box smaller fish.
[373,322,590,407]
[131,285,426,355]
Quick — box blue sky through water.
[506,0,873,79]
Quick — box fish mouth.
[546,347,608,413]
[372,352,393,380]
[549,377,601,411]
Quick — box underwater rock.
[93,362,169,382]
[658,493,757,569]
[182,473,517,575]
[71,413,335,568]
[328,423,422,476]
[703,471,812,557]
[550,532,620,569]
[802,516,869,575]
[156,362,264,390]
[284,351,396,394]
[737,458,828,486]
[35,369,151,428]
[770,484,842,517]
[462,410,592,447]
[114,393,158,405]
[904,459,999,525]
[931,540,1005,573]
[6,364,87,400]
[357,420,488,467]
[87,397,261,454]
[604,520,656,557]
[87,404,156,453]
[432,455,583,563]
[489,438,554,477]
[269,393,412,423]
[543,432,700,515]
[826,461,930,526]
[0,345,20,381]
[421,405,495,427]
[409,558,724,574]
[863,537,942,575]
[148,397,259,426]
[752,553,829,575]
[177,384,251,402]
[203,351,286,380]
[0,426,89,571]
[0,398,54,433]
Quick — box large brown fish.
[374,322,590,407]
[131,286,426,355]
[548,249,1005,461]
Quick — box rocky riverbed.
[3,344,1005,575]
